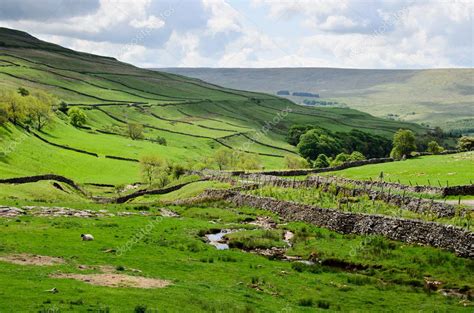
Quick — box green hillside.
[160,67,474,134]
[0,27,425,184]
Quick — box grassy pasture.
[0,203,472,312]
[322,152,474,187]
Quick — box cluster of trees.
[313,151,366,168]
[212,148,263,171]
[140,155,186,187]
[288,126,392,161]
[0,88,57,130]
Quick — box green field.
[1,202,473,312]
[323,152,474,187]
[0,27,473,312]
[0,27,426,181]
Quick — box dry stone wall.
[241,174,457,218]
[198,189,474,258]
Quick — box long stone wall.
[0,174,84,193]
[240,174,457,218]
[196,189,473,258]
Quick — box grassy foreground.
[0,202,472,312]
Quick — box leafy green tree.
[1,91,27,124]
[390,129,417,159]
[348,151,366,161]
[427,141,444,154]
[140,155,170,187]
[286,125,314,146]
[284,155,309,169]
[25,96,53,130]
[313,154,329,168]
[297,129,341,160]
[330,152,351,167]
[68,107,87,127]
[213,148,232,170]
[128,123,144,140]
[457,136,474,151]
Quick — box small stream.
[205,229,236,250]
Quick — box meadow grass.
[323,152,474,187]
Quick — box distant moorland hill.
[159,67,474,134]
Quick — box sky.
[0,0,472,69]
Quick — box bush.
[427,141,444,154]
[298,298,313,307]
[68,107,87,127]
[313,154,329,168]
[458,136,474,151]
[348,151,366,161]
[284,155,309,169]
[330,152,350,167]
[155,136,167,146]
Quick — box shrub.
[298,298,313,307]
[348,151,366,161]
[17,87,29,96]
[317,300,330,309]
[284,155,309,169]
[427,141,444,154]
[458,136,474,151]
[68,107,87,127]
[155,136,167,146]
[313,154,329,168]
[330,152,350,167]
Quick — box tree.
[458,136,474,151]
[427,141,444,154]
[1,91,27,124]
[213,148,232,170]
[17,87,29,97]
[348,151,366,161]
[128,123,144,140]
[26,96,53,131]
[68,107,87,127]
[297,129,341,160]
[330,152,350,167]
[284,155,310,169]
[286,125,314,146]
[313,154,329,168]
[390,129,416,159]
[140,155,170,187]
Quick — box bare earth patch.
[0,254,64,266]
[52,273,171,288]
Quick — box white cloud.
[130,15,165,29]
[0,0,471,68]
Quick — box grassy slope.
[0,27,425,182]
[0,205,472,312]
[323,152,474,186]
[160,67,474,132]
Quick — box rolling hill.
[0,27,425,184]
[160,67,474,134]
